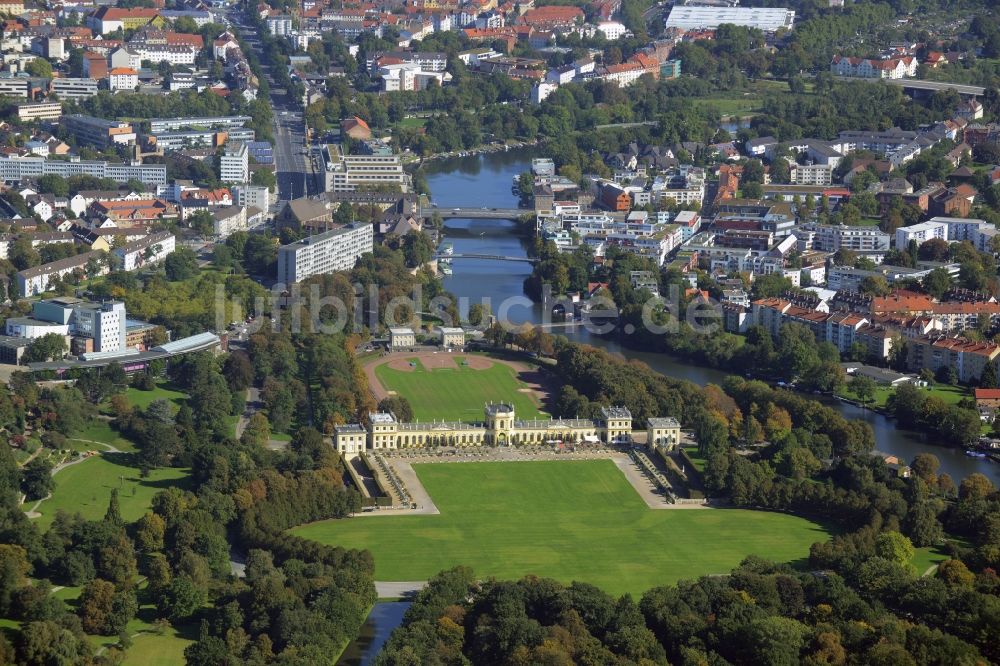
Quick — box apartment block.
[0,155,166,186]
[219,142,249,184]
[277,224,374,284]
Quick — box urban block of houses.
[830,55,917,79]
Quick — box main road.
[225,6,316,203]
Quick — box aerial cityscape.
[1,0,1000,663]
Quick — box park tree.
[241,413,271,447]
[162,576,207,621]
[16,620,92,665]
[923,267,952,299]
[223,352,254,392]
[859,275,890,296]
[243,234,277,275]
[849,374,877,407]
[103,489,123,528]
[378,396,414,422]
[980,359,999,389]
[24,58,53,78]
[37,175,69,197]
[23,333,66,363]
[135,512,165,553]
[402,231,434,268]
[467,302,492,327]
[19,458,53,501]
[188,210,214,237]
[875,531,915,566]
[164,248,199,281]
[937,559,975,587]
[910,453,940,484]
[0,545,30,616]
[78,579,115,634]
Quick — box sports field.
[373,356,546,422]
[292,460,829,596]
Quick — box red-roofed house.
[975,388,1000,411]
[517,5,582,29]
[109,68,138,91]
[341,116,372,140]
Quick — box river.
[337,602,411,666]
[424,148,1000,485]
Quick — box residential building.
[789,162,833,186]
[211,205,247,238]
[798,224,890,253]
[276,223,375,284]
[109,67,138,91]
[927,216,989,242]
[895,220,947,247]
[112,231,175,271]
[830,55,917,79]
[219,142,249,184]
[0,77,29,98]
[6,297,127,353]
[341,116,371,140]
[0,155,166,186]
[233,184,273,213]
[907,336,1000,383]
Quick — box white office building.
[277,224,374,284]
[220,142,250,184]
[8,297,126,352]
[321,145,407,192]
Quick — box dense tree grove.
[378,543,998,666]
[0,335,374,663]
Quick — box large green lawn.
[292,461,829,596]
[374,356,546,422]
[839,383,969,409]
[121,382,188,412]
[28,453,190,530]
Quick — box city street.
[226,8,316,202]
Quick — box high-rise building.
[277,224,374,285]
[220,142,249,184]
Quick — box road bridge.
[438,253,536,263]
[420,206,527,219]
[834,76,984,98]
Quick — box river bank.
[423,148,1000,485]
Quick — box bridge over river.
[437,252,536,263]
[420,206,526,219]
